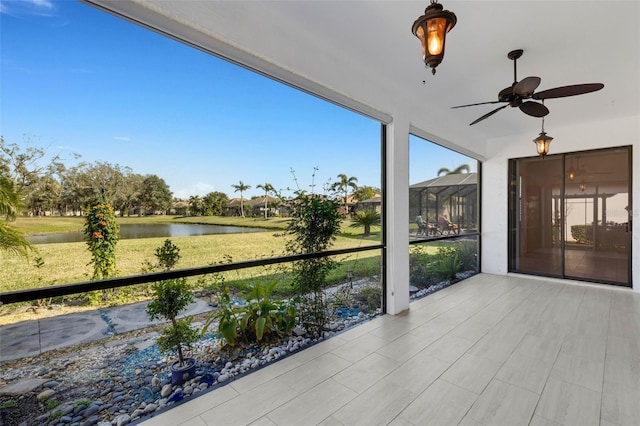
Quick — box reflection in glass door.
[509,156,563,276]
[509,147,631,286]
[563,150,630,284]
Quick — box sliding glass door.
[509,147,631,287]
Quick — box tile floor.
[141,273,640,426]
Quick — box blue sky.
[1,0,476,199]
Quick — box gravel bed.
[0,310,378,426]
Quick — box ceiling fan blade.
[514,76,541,97]
[533,83,604,100]
[520,101,549,117]
[469,104,509,125]
[451,100,502,109]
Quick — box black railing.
[0,245,384,305]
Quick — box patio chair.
[438,216,459,235]
[415,215,429,236]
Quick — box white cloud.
[31,0,53,9]
[173,182,215,199]
[1,0,55,16]
[113,136,131,142]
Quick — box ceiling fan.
[452,49,604,125]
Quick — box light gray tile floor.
[140,273,640,426]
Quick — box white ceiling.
[86,0,639,156]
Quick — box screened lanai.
[410,173,478,235]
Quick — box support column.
[385,117,410,315]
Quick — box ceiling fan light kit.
[411,0,457,75]
[533,101,553,157]
[533,130,553,157]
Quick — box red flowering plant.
[83,191,120,281]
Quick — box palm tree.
[231,180,251,217]
[437,164,470,176]
[0,172,34,257]
[331,173,358,215]
[256,182,275,218]
[350,209,381,237]
[187,195,203,216]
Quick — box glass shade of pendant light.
[412,0,457,75]
[533,111,553,157]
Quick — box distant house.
[357,195,382,213]
[337,194,360,216]
[246,195,282,217]
[168,200,189,216]
[226,197,249,216]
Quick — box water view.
[27,223,266,244]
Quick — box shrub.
[356,285,382,312]
[455,240,478,271]
[146,241,199,367]
[428,246,463,281]
[409,245,437,288]
[286,193,342,337]
[83,191,119,281]
[205,283,297,346]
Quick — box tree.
[59,161,139,215]
[188,195,203,216]
[353,185,379,202]
[118,172,144,216]
[231,180,251,217]
[256,182,275,218]
[0,169,34,257]
[202,191,228,216]
[350,209,381,237]
[331,173,358,215]
[437,164,470,176]
[138,174,172,215]
[145,240,198,370]
[1,136,68,216]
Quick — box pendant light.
[533,104,553,157]
[411,0,457,75]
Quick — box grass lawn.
[2,215,383,296]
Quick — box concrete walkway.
[0,299,214,362]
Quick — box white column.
[385,117,410,315]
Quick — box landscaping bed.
[0,306,378,426]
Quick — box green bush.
[455,240,478,271]
[146,277,198,366]
[83,191,119,281]
[286,193,342,337]
[409,246,438,288]
[428,246,463,281]
[205,283,297,347]
[356,285,382,312]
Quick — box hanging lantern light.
[533,130,553,157]
[412,0,457,75]
[533,104,553,157]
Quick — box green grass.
[1,216,382,297]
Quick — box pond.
[27,223,266,245]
